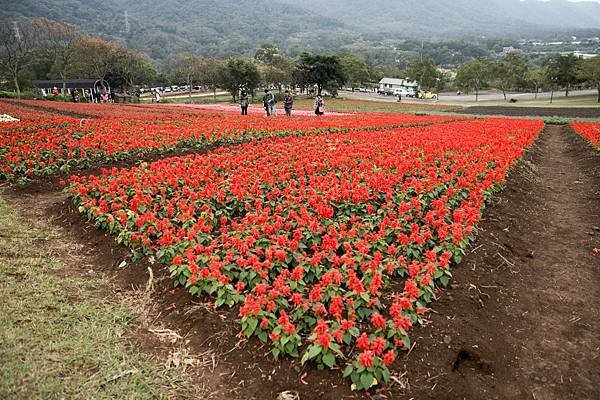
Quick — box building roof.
[34,79,97,88]
[379,78,419,87]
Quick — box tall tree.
[556,53,580,97]
[255,43,293,91]
[199,58,225,101]
[70,37,119,90]
[339,53,370,89]
[220,58,261,100]
[525,68,544,99]
[169,54,203,100]
[35,18,80,95]
[579,56,600,103]
[254,43,283,66]
[406,58,439,89]
[543,55,562,104]
[455,57,490,101]
[491,53,528,101]
[0,19,40,98]
[294,52,346,95]
[112,48,156,90]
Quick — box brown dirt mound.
[458,106,600,118]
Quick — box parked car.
[418,90,438,100]
[164,87,172,93]
[378,88,395,96]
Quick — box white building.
[379,78,419,90]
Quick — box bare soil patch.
[458,106,600,118]
[393,125,600,400]
[2,124,598,399]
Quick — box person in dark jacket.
[314,93,325,116]
[240,90,249,115]
[283,90,294,116]
[262,89,270,116]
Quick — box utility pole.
[420,39,424,62]
[13,21,20,42]
[124,11,130,34]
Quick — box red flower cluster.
[571,122,600,150]
[68,116,543,389]
[1,101,462,180]
[0,100,65,121]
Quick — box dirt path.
[397,125,600,399]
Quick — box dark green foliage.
[2,0,598,65]
[294,53,346,94]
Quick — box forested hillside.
[1,0,349,62]
[2,0,599,63]
[279,0,600,36]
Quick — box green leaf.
[381,368,391,383]
[258,331,268,343]
[243,318,258,337]
[322,352,335,368]
[272,348,281,359]
[360,373,375,390]
[439,275,450,287]
[301,345,321,365]
[343,364,354,377]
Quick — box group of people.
[239,89,325,117]
[46,87,112,103]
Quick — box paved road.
[342,89,598,106]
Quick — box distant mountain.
[0,0,349,61]
[278,0,600,36]
[1,0,599,62]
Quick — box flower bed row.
[571,122,600,150]
[68,117,543,390]
[8,99,219,120]
[1,110,463,180]
[0,100,69,121]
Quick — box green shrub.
[544,116,570,125]
[0,90,39,100]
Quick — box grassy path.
[0,197,183,399]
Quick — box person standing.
[262,89,270,116]
[154,89,161,103]
[240,90,249,115]
[283,90,294,116]
[314,93,325,116]
[264,89,276,116]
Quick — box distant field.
[476,95,599,107]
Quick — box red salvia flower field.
[66,115,543,390]
[571,122,600,149]
[0,101,464,180]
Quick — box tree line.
[453,53,599,102]
[0,18,155,98]
[1,18,599,102]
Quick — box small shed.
[34,79,97,96]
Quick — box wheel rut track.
[399,124,600,400]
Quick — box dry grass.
[0,196,209,399]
